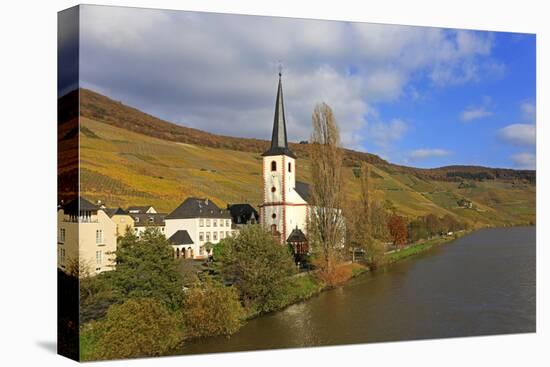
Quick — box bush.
[88,298,183,360]
[182,280,245,338]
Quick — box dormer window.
[271,161,277,171]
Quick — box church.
[259,72,311,255]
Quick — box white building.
[259,73,311,245]
[131,212,166,237]
[165,198,235,259]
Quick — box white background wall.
[0,0,548,366]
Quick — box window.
[220,231,225,239]
[271,186,276,193]
[213,219,217,227]
[288,162,292,172]
[226,231,230,238]
[271,161,277,171]
[220,219,224,227]
[59,228,66,243]
[213,232,218,241]
[134,217,139,223]
[199,218,204,227]
[96,230,104,244]
[200,246,205,255]
[96,250,102,265]
[199,232,204,241]
[272,213,277,219]
[226,219,230,227]
[271,224,277,233]
[148,216,154,224]
[206,219,211,227]
[206,232,211,242]
[59,248,66,263]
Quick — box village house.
[127,205,157,214]
[104,207,135,237]
[131,212,167,237]
[57,197,117,277]
[165,197,235,259]
[227,203,259,228]
[259,72,311,258]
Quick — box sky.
[63,5,536,169]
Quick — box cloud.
[366,119,408,147]
[498,124,536,146]
[408,148,450,160]
[76,5,502,149]
[461,107,492,121]
[520,101,536,122]
[460,95,494,122]
[511,152,536,169]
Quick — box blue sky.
[71,5,536,169]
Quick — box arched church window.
[272,213,277,219]
[271,186,276,193]
[288,162,292,172]
[271,161,277,171]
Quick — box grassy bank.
[385,231,469,264]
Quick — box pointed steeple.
[262,72,296,158]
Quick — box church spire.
[262,72,296,158]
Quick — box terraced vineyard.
[77,115,536,228]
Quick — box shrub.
[89,298,183,360]
[182,280,245,338]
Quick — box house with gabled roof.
[165,197,235,259]
[127,205,157,214]
[104,207,135,237]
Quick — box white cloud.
[520,101,536,122]
[511,152,536,169]
[408,148,450,160]
[498,124,536,146]
[77,5,502,149]
[460,96,494,122]
[461,107,492,121]
[366,119,408,147]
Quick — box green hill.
[61,89,536,229]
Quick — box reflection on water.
[179,227,535,355]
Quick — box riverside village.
[58,73,314,277]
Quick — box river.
[179,226,536,355]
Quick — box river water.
[179,226,535,355]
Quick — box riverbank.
[177,226,535,355]
[241,232,470,321]
[385,231,469,264]
[80,231,469,359]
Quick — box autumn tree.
[370,200,390,242]
[425,213,442,238]
[182,279,245,338]
[344,162,386,266]
[308,103,346,277]
[388,214,408,248]
[89,298,183,360]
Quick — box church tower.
[260,72,308,244]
